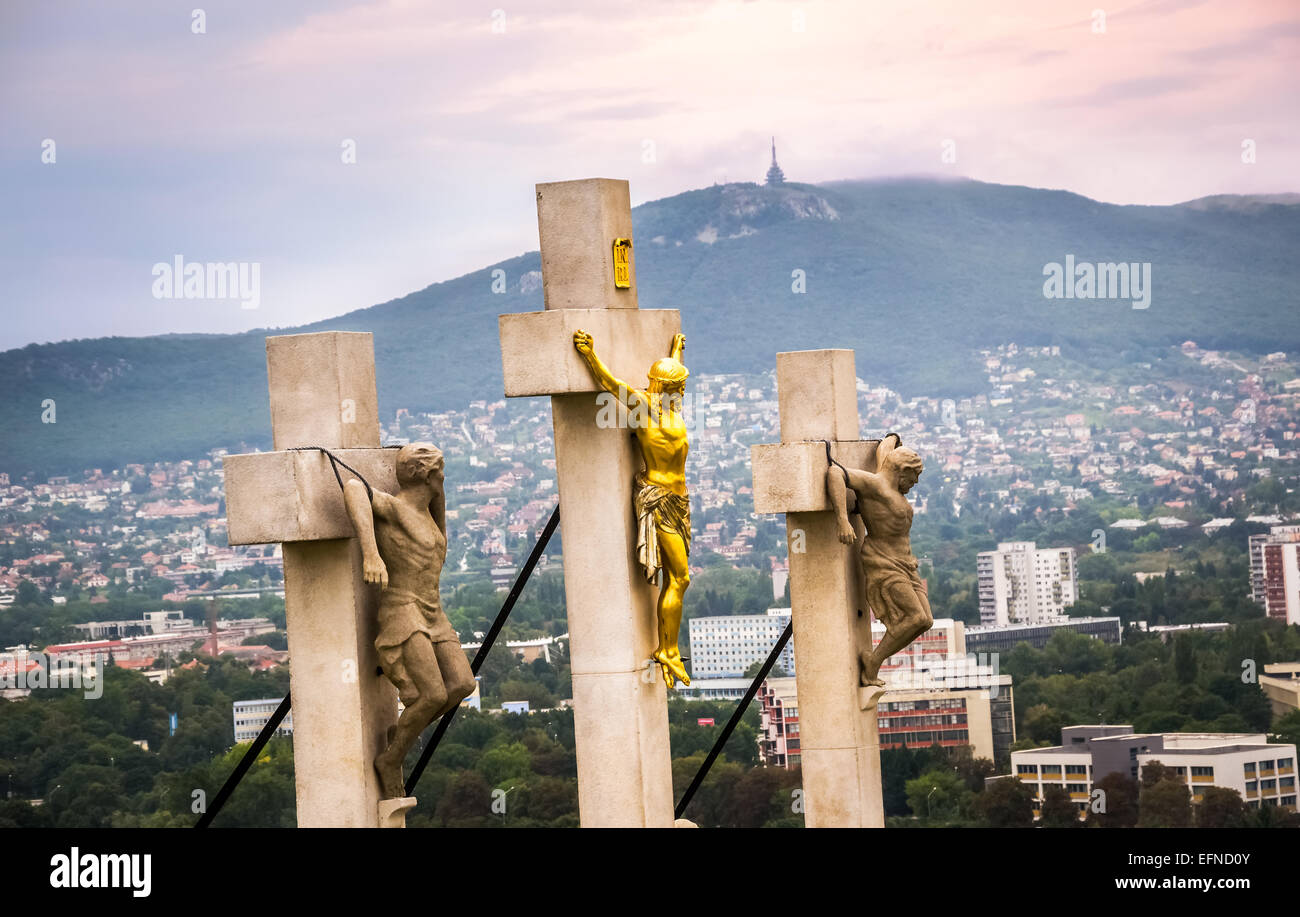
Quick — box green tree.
[1196,786,1245,828]
[436,771,493,827]
[478,741,532,786]
[242,631,287,650]
[1271,709,1300,748]
[16,580,47,605]
[975,776,1035,827]
[1138,777,1191,828]
[1173,636,1198,684]
[1024,704,1065,744]
[1087,772,1139,828]
[904,769,972,823]
[1039,784,1080,827]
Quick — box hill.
[3,177,1298,475]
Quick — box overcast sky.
[1,0,1296,349]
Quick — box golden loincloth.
[375,589,459,705]
[634,472,691,583]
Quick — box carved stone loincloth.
[633,472,691,583]
[375,589,459,705]
[860,545,924,628]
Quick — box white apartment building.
[1249,526,1300,625]
[977,541,1077,625]
[688,609,794,680]
[1011,725,1298,819]
[233,697,293,743]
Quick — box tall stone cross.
[751,349,886,828]
[222,331,411,828]
[498,178,679,827]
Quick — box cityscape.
[2,338,1298,829]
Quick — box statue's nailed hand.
[672,332,686,352]
[573,330,594,356]
[364,554,388,589]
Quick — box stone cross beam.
[222,331,407,828]
[498,178,678,828]
[751,349,886,828]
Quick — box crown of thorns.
[648,357,689,385]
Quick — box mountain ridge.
[4,176,1298,475]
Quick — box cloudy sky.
[1,0,1296,349]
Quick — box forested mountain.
[4,178,1297,474]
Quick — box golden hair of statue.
[574,329,691,690]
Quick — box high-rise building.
[1248,526,1300,624]
[977,541,1078,625]
[688,609,794,680]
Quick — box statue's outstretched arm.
[429,483,446,537]
[573,329,646,410]
[344,479,388,588]
[669,333,685,361]
[826,464,857,545]
[876,432,902,468]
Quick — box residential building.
[233,697,293,743]
[1010,725,1298,819]
[688,609,794,680]
[757,677,800,767]
[757,673,1015,767]
[977,541,1078,625]
[1249,526,1300,624]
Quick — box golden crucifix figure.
[574,329,691,690]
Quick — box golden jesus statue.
[574,330,691,690]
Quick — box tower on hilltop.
[765,137,786,186]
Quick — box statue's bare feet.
[859,652,884,688]
[665,651,690,687]
[374,749,405,800]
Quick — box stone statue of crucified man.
[343,443,476,799]
[825,433,933,687]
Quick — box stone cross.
[751,349,886,828]
[222,331,411,828]
[498,178,679,827]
